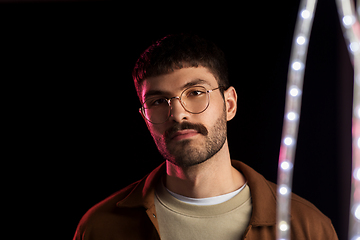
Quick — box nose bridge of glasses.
[168,96,182,107]
[168,95,189,114]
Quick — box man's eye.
[151,98,167,106]
[188,90,205,97]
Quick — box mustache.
[164,122,208,141]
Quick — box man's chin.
[166,139,195,154]
[164,142,210,168]
[168,154,209,168]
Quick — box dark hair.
[132,33,229,98]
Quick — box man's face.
[139,67,229,168]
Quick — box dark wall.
[2,0,352,239]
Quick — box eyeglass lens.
[142,86,210,124]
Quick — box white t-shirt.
[165,183,247,206]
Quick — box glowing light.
[342,15,355,26]
[336,0,360,239]
[284,137,294,146]
[287,112,298,121]
[296,36,306,45]
[281,161,293,170]
[350,42,360,53]
[292,61,303,71]
[354,168,360,181]
[355,205,360,220]
[280,161,292,170]
[277,0,317,239]
[289,86,301,97]
[301,10,310,19]
[279,186,289,195]
[279,221,289,231]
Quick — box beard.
[151,109,227,168]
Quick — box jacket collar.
[117,160,277,226]
[231,160,277,226]
[117,162,166,209]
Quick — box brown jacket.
[74,160,338,239]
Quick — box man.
[74,34,338,239]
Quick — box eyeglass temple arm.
[208,86,224,93]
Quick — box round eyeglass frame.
[139,86,224,124]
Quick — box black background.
[2,0,354,239]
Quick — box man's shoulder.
[73,161,167,240]
[266,181,337,238]
[266,181,331,222]
[73,180,143,240]
[81,179,141,219]
[233,161,333,224]
[234,160,337,239]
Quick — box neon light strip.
[276,0,317,239]
[335,0,360,239]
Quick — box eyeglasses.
[139,86,223,124]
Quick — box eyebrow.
[144,79,212,100]
[182,79,211,89]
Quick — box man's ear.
[224,86,237,121]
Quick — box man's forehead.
[140,67,217,99]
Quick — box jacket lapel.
[231,160,278,226]
[117,162,166,209]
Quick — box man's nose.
[168,97,189,122]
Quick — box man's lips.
[170,129,199,141]
[164,122,208,144]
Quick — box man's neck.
[164,141,246,198]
